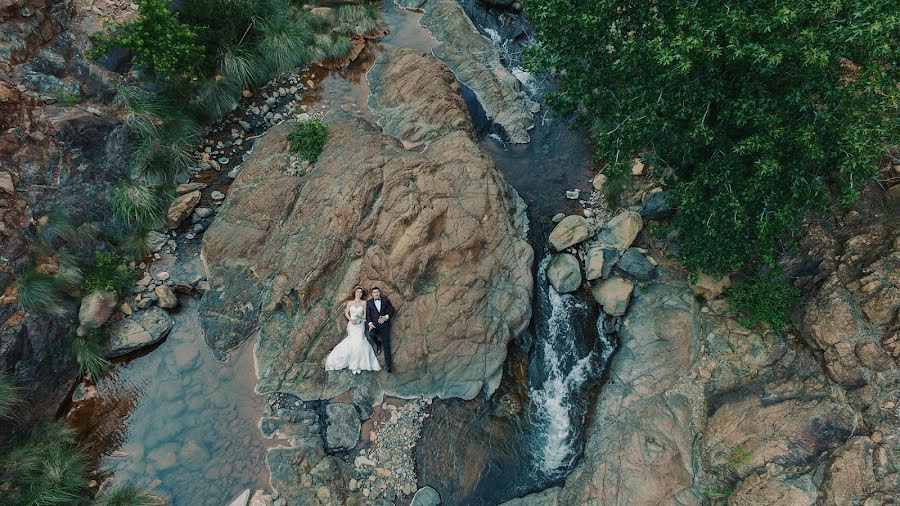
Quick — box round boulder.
[549,215,591,251]
[77,290,117,336]
[412,486,442,506]
[591,277,634,316]
[547,253,582,294]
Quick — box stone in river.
[591,277,634,317]
[105,306,175,357]
[166,190,201,228]
[551,213,565,223]
[546,253,582,294]
[549,215,591,251]
[616,248,656,281]
[411,486,442,506]
[595,210,642,252]
[325,403,360,450]
[154,285,178,309]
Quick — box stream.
[71,2,615,504]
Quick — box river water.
[71,2,614,504]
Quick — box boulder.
[558,283,701,504]
[154,285,178,309]
[591,277,634,316]
[689,271,731,300]
[595,210,642,251]
[640,190,673,220]
[730,472,818,506]
[420,0,537,143]
[248,490,273,506]
[166,190,201,228]
[591,173,607,191]
[106,307,175,357]
[411,486,442,506]
[548,215,591,251]
[583,243,618,280]
[226,489,251,506]
[616,248,656,281]
[76,290,117,335]
[200,49,532,401]
[819,436,900,505]
[500,487,560,505]
[325,403,360,450]
[546,253,581,294]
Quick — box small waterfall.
[528,256,617,477]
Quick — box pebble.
[156,271,170,281]
[227,167,240,178]
[566,189,580,200]
[211,191,226,201]
[552,213,565,223]
[195,207,213,218]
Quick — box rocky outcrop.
[417,0,537,143]
[200,48,532,401]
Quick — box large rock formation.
[200,48,532,401]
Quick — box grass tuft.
[72,330,113,380]
[0,372,22,420]
[15,268,69,318]
[93,484,162,506]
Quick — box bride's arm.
[344,302,351,321]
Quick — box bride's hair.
[348,285,367,301]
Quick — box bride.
[324,286,381,374]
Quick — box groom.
[366,287,395,373]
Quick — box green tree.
[526,0,898,276]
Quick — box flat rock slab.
[325,402,360,450]
[105,306,175,357]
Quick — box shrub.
[92,484,161,506]
[34,209,78,248]
[726,268,799,330]
[15,269,69,318]
[526,0,897,325]
[89,0,203,78]
[72,330,112,380]
[110,180,169,229]
[0,372,21,420]
[0,420,90,505]
[288,119,329,163]
[335,3,384,36]
[83,251,133,295]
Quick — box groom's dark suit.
[366,296,395,372]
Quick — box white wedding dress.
[324,304,381,374]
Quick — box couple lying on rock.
[324,285,395,374]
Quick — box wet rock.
[689,271,731,300]
[201,50,532,401]
[565,189,580,200]
[154,285,178,309]
[546,253,581,294]
[640,190,673,220]
[616,248,656,281]
[106,307,175,357]
[76,290,117,336]
[411,486,442,506]
[367,47,471,144]
[595,210,642,252]
[226,489,251,506]
[500,487,561,505]
[420,0,537,143]
[211,190,225,201]
[166,190,201,228]
[591,277,634,316]
[549,215,591,251]
[551,213,565,223]
[325,403,360,450]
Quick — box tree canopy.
[526,0,898,282]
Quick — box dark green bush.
[526,0,898,324]
[83,251,133,295]
[288,119,329,163]
[72,329,112,380]
[15,269,69,318]
[0,372,21,420]
[89,0,203,78]
[726,268,800,330]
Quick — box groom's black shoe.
[386,366,392,373]
[375,344,382,355]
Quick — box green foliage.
[726,268,799,330]
[89,0,203,78]
[288,119,329,163]
[92,484,161,506]
[15,269,69,318]
[55,88,80,106]
[724,445,752,470]
[83,251,133,295]
[0,372,21,420]
[0,420,90,505]
[110,180,169,229]
[72,330,112,380]
[35,209,78,248]
[335,3,384,36]
[526,0,899,278]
